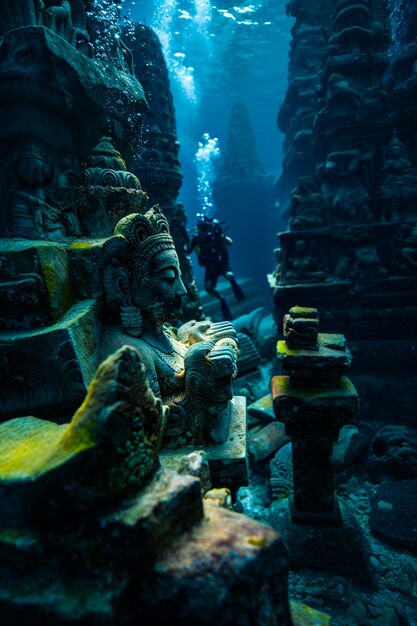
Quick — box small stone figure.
[187,214,245,320]
[380,132,417,191]
[321,150,374,225]
[102,206,238,445]
[392,222,417,274]
[285,240,327,283]
[288,177,326,230]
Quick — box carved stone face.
[133,249,187,323]
[388,144,405,160]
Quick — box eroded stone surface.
[369,479,417,549]
[0,240,73,329]
[148,503,292,625]
[248,421,290,463]
[160,396,248,490]
[277,334,352,387]
[0,299,100,420]
[0,345,163,526]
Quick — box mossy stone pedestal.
[272,375,359,525]
[272,328,358,526]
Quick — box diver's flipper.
[220,298,233,321]
[231,280,245,302]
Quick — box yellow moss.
[290,600,331,626]
[247,536,268,547]
[273,375,357,399]
[42,262,57,297]
[289,305,318,318]
[69,241,94,250]
[41,260,73,313]
[277,340,299,356]
[255,395,273,410]
[0,414,97,481]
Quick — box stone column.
[271,306,359,525]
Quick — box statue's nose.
[176,277,187,296]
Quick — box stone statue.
[321,150,374,225]
[336,228,387,281]
[392,222,417,274]
[102,206,238,445]
[288,177,326,229]
[380,132,417,191]
[285,239,327,283]
[7,141,81,240]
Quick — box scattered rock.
[369,479,417,549]
[366,425,417,480]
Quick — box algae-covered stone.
[0,299,99,419]
[277,333,352,387]
[290,600,331,626]
[283,306,319,348]
[0,239,73,330]
[0,345,164,527]
[288,306,319,320]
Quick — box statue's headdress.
[113,205,176,288]
[102,206,177,335]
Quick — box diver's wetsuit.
[188,217,245,320]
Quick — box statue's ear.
[102,235,132,309]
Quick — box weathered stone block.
[248,421,290,462]
[283,306,319,348]
[270,499,374,587]
[247,393,275,423]
[160,396,248,490]
[277,333,352,387]
[148,504,292,625]
[67,239,105,299]
[272,375,359,436]
[0,239,73,329]
[104,468,204,561]
[0,27,147,159]
[0,299,100,419]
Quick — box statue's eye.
[157,267,177,282]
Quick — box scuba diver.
[187,214,245,320]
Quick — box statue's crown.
[114,206,176,284]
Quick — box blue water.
[123,0,293,226]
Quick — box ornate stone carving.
[321,150,374,225]
[379,132,417,193]
[81,137,141,189]
[289,177,326,229]
[0,342,290,625]
[286,239,327,283]
[0,345,163,523]
[102,207,239,446]
[392,222,417,274]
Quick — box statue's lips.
[173,297,184,312]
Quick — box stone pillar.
[271,306,359,525]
